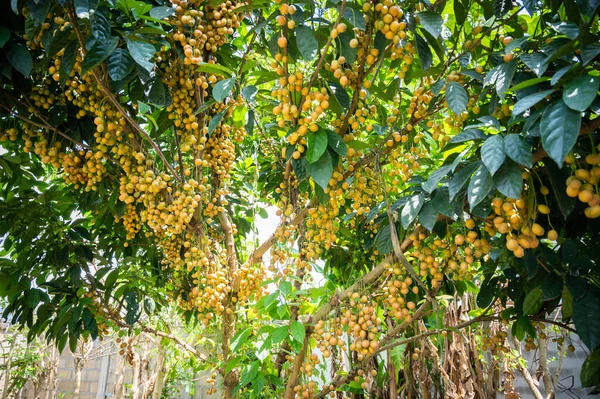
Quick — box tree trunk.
[113,353,125,399]
[148,344,166,399]
[131,352,143,399]
[73,363,83,399]
[1,335,17,399]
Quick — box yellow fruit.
[277,36,288,48]
[538,204,550,214]
[584,205,600,219]
[531,223,544,237]
[547,229,558,241]
[506,238,519,251]
[540,185,549,195]
[503,53,514,62]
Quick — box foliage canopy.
[0,0,600,397]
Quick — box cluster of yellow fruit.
[170,0,245,62]
[346,294,382,361]
[487,196,553,258]
[564,150,600,218]
[383,264,420,320]
[480,327,509,354]
[370,1,407,46]
[20,8,53,50]
[314,318,346,360]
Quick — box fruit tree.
[1,0,600,397]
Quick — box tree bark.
[113,352,125,399]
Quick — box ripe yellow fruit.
[277,36,288,48]
[506,238,519,251]
[547,229,558,241]
[531,223,544,237]
[538,204,550,214]
[503,53,514,62]
[349,38,359,48]
[584,205,600,218]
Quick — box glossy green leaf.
[295,25,318,61]
[108,48,134,81]
[468,164,493,209]
[503,134,532,168]
[230,327,252,351]
[75,0,98,18]
[307,150,333,189]
[149,6,174,19]
[290,321,305,343]
[446,82,468,115]
[449,162,480,201]
[563,75,599,112]
[306,129,328,164]
[342,8,366,30]
[493,160,523,199]
[213,77,236,103]
[417,12,443,38]
[512,89,555,115]
[241,85,258,102]
[327,131,347,157]
[523,287,542,315]
[573,291,600,350]
[581,347,600,387]
[126,37,155,72]
[401,194,424,229]
[0,26,10,48]
[481,135,505,175]
[540,99,582,167]
[7,44,32,77]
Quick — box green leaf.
[417,12,443,38]
[573,291,600,350]
[454,0,467,24]
[446,82,468,115]
[468,164,493,209]
[149,6,174,19]
[418,202,438,232]
[125,292,140,325]
[126,37,155,73]
[82,37,118,75]
[342,8,366,30]
[147,79,171,106]
[546,159,576,219]
[328,81,350,113]
[481,135,505,175]
[7,44,32,77]
[0,26,10,48]
[520,53,548,78]
[449,128,486,144]
[327,131,347,157]
[306,128,328,164]
[493,160,523,199]
[241,85,258,103]
[550,22,579,40]
[562,285,573,319]
[581,43,600,66]
[495,61,517,97]
[271,326,288,344]
[541,274,563,300]
[75,0,98,18]
[295,25,318,61]
[523,287,543,315]
[563,75,599,112]
[196,62,233,77]
[512,89,555,115]
[503,134,532,168]
[290,321,305,343]
[108,48,134,81]
[143,297,155,314]
[375,224,393,255]
[581,347,600,387]
[422,165,452,193]
[415,34,432,70]
[208,110,225,135]
[213,78,235,103]
[307,150,333,189]
[449,162,480,201]
[493,0,512,17]
[477,277,498,308]
[540,99,582,167]
[401,194,424,229]
[230,328,252,352]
